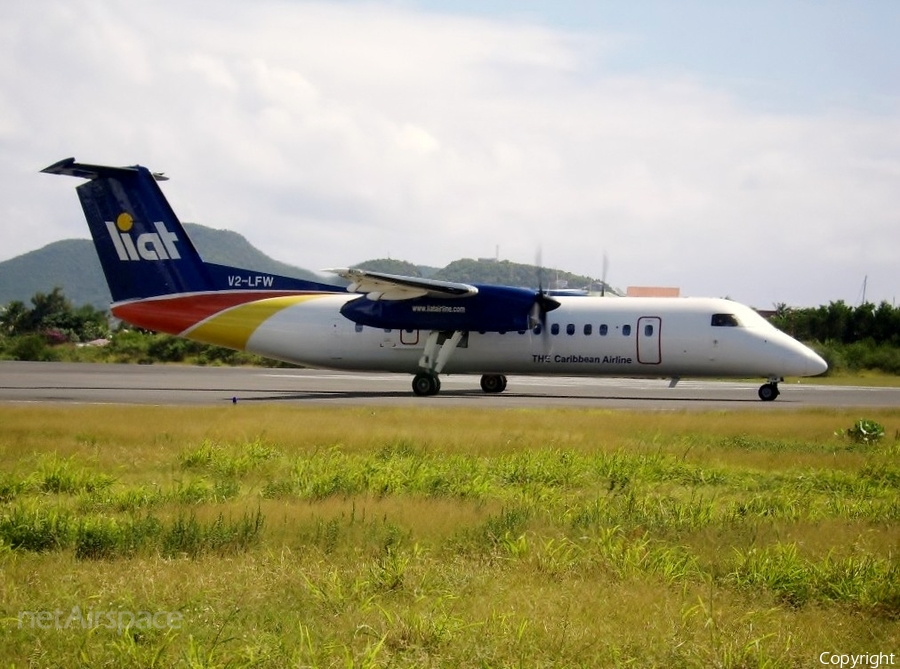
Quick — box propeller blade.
[601,252,609,297]
[528,246,561,332]
[528,301,542,330]
[536,247,544,296]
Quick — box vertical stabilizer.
[42,158,212,302]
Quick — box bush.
[812,340,900,375]
[9,334,58,362]
[147,335,193,362]
[837,419,885,446]
[107,330,153,363]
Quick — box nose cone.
[782,338,828,377]
[801,347,828,377]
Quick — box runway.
[1,361,898,409]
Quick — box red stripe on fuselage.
[111,292,327,335]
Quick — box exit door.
[637,316,661,364]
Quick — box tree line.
[2,289,899,374]
[0,287,272,366]
[771,300,900,375]
[1,288,109,343]
[771,300,900,347]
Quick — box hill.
[1,227,614,310]
[351,259,441,278]
[0,224,321,310]
[0,239,109,310]
[183,224,321,283]
[351,258,603,291]
[433,258,600,291]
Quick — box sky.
[1,0,898,308]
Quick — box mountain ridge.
[0,225,606,310]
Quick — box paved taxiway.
[1,361,897,409]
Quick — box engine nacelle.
[339,284,539,332]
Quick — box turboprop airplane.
[42,157,827,401]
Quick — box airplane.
[42,157,827,401]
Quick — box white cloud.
[1,0,898,307]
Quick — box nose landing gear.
[758,377,782,401]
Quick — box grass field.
[800,370,900,388]
[1,404,898,667]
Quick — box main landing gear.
[410,330,464,397]
[480,374,507,393]
[409,330,511,397]
[758,377,782,402]
[411,372,508,396]
[412,372,441,397]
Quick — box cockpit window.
[711,313,741,327]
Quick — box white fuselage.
[49,156,827,394]
[218,294,825,380]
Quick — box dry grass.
[1,404,899,667]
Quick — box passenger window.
[551,323,560,335]
[584,324,592,335]
[623,324,632,336]
[566,324,575,335]
[384,328,392,333]
[711,313,740,327]
[599,324,608,336]
[355,324,364,333]
[533,324,542,335]
[644,324,653,336]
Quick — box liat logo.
[106,213,181,261]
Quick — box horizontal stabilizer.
[41,157,169,182]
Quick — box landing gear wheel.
[758,382,780,402]
[480,374,508,394]
[412,372,440,397]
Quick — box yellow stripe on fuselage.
[185,295,323,350]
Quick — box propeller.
[601,252,609,297]
[528,248,560,331]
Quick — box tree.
[0,300,29,336]
[1,287,109,342]
[873,301,900,346]
[28,287,72,332]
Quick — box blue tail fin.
[42,158,335,303]
[42,158,212,302]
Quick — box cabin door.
[329,318,345,361]
[636,317,662,364]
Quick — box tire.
[758,383,779,401]
[480,374,507,394]
[412,373,439,396]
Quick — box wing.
[328,268,478,300]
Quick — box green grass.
[1,405,899,667]
[800,369,900,387]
